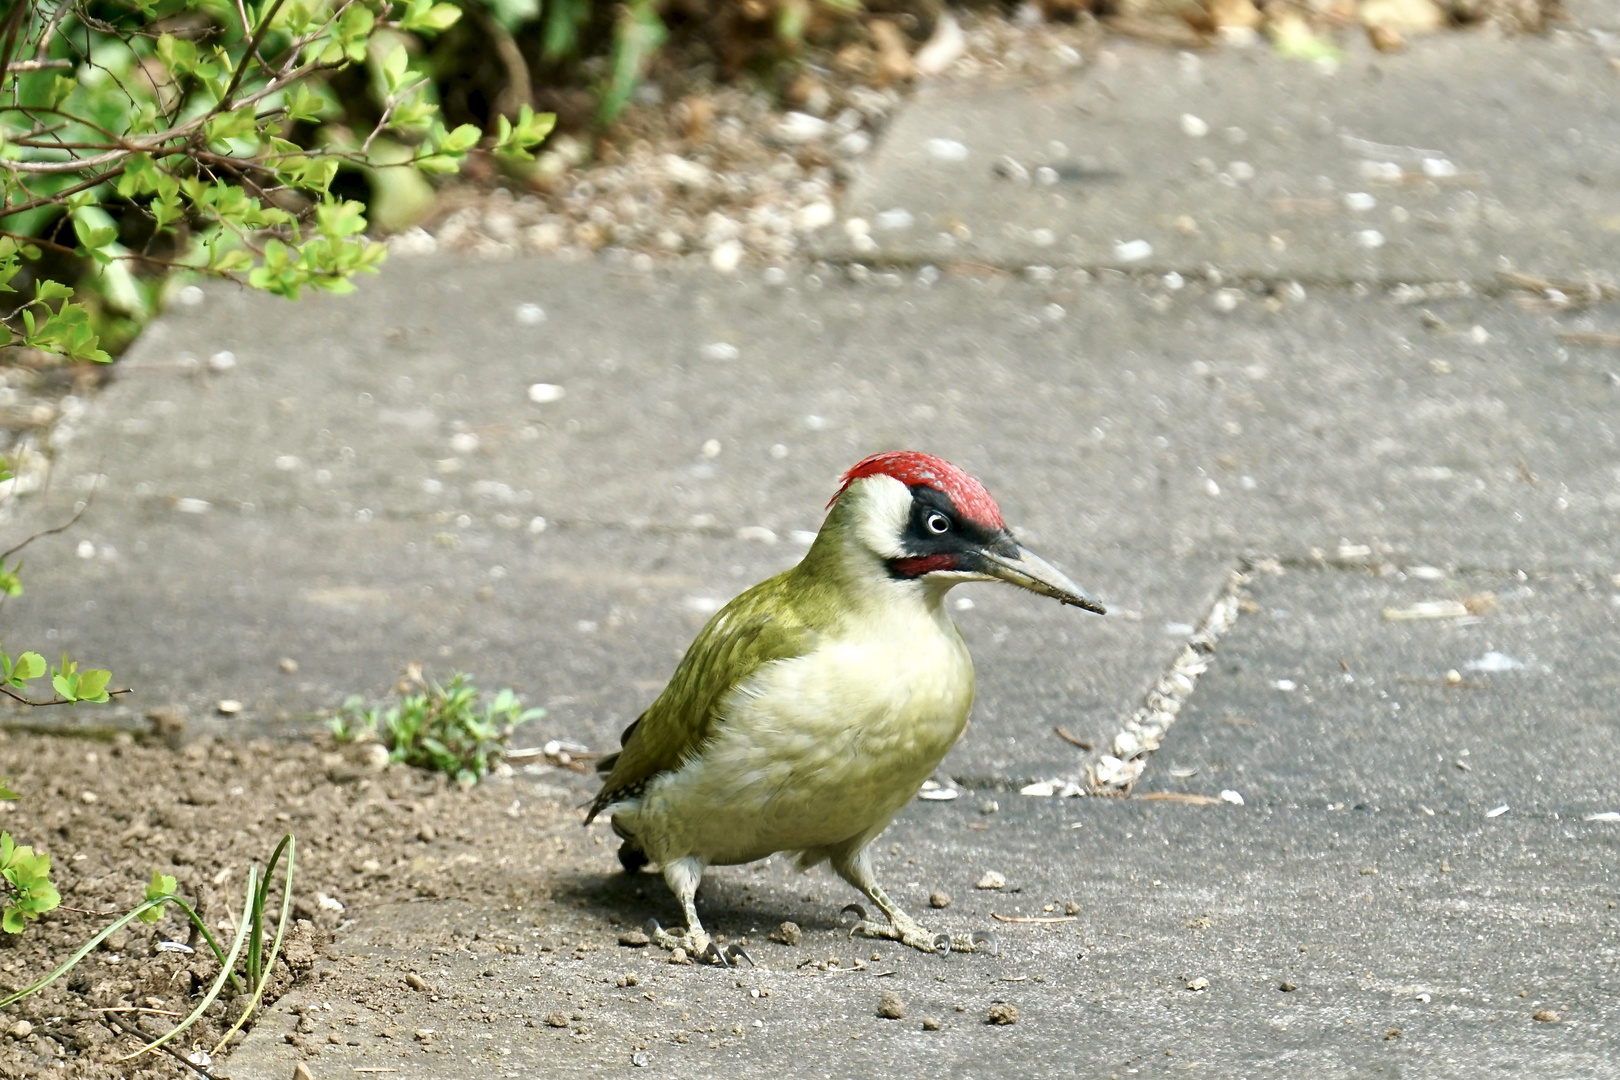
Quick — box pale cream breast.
[629,598,974,866]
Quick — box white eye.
[925,511,951,535]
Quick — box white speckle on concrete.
[527,383,565,404]
[1180,114,1209,138]
[1114,239,1152,262]
[515,303,546,325]
[926,138,969,162]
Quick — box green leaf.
[146,870,178,902]
[381,45,410,93]
[75,669,112,703]
[440,123,482,154]
[0,779,17,800]
[32,281,73,303]
[13,652,44,683]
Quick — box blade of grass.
[118,867,256,1062]
[213,836,295,1054]
[0,896,170,1008]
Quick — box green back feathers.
[586,503,866,822]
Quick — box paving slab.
[5,258,1616,771]
[222,773,1620,1080]
[824,34,1620,283]
[1136,566,1620,813]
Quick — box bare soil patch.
[0,729,583,1078]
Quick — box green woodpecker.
[587,451,1103,964]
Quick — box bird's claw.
[701,941,756,968]
[839,903,872,940]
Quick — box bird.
[586,451,1104,964]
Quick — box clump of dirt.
[0,729,579,1078]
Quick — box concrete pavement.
[3,24,1617,1079]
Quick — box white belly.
[625,606,974,866]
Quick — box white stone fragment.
[1219,789,1244,806]
[1180,114,1210,138]
[449,432,479,454]
[1114,239,1152,262]
[527,516,547,533]
[794,201,835,232]
[876,208,915,231]
[208,350,237,372]
[1465,651,1524,673]
[735,526,777,543]
[1356,229,1386,249]
[514,303,546,325]
[926,138,969,162]
[1163,271,1185,291]
[775,112,829,143]
[527,383,565,403]
[173,497,210,514]
[1421,157,1458,178]
[1344,191,1377,212]
[1273,679,1297,691]
[914,11,967,74]
[1584,812,1620,822]
[710,239,743,274]
[700,342,740,362]
[1485,804,1509,819]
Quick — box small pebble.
[216,699,243,715]
[1279,981,1298,992]
[405,972,429,991]
[921,1017,942,1031]
[295,1063,316,1080]
[618,930,650,948]
[975,871,1006,890]
[929,891,952,909]
[668,947,690,965]
[1385,1028,1401,1040]
[544,1012,570,1028]
[8,1020,33,1039]
[103,929,129,952]
[279,657,299,674]
[877,991,907,1020]
[411,1031,433,1044]
[1064,901,1080,915]
[1533,1010,1560,1023]
[771,921,802,945]
[617,974,639,988]
[987,1003,1019,1026]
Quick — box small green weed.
[1,780,59,934]
[333,671,544,786]
[0,779,296,1059]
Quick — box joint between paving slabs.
[1081,562,1250,796]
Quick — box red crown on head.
[831,451,1006,530]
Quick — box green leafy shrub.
[334,671,544,785]
[1,0,553,362]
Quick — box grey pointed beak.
[981,544,1106,614]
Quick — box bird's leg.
[646,855,715,960]
[832,845,986,954]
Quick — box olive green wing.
[586,570,819,821]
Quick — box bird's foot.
[644,921,754,966]
[645,919,710,959]
[839,905,1000,955]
